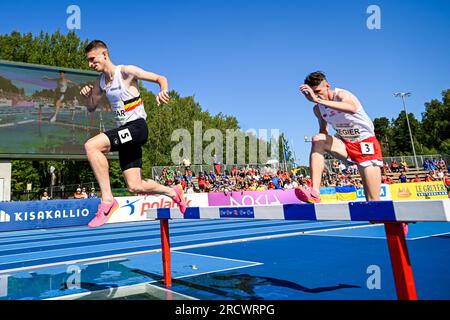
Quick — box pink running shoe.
[295,187,321,203]
[172,184,187,214]
[88,199,119,228]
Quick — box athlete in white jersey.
[296,71,383,204]
[80,40,187,228]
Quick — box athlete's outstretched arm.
[121,65,170,105]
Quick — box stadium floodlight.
[393,92,418,168]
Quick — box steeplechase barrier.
[146,199,450,300]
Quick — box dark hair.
[58,70,65,74]
[85,40,108,53]
[304,71,327,87]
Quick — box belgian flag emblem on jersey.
[124,96,143,112]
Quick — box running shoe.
[295,187,321,203]
[172,184,187,214]
[88,199,119,228]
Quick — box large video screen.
[0,60,118,159]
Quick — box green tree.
[421,89,450,153]
[373,117,393,156]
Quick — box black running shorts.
[104,118,149,171]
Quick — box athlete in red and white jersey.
[296,71,383,204]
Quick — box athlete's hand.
[80,84,94,97]
[299,84,319,103]
[156,89,170,105]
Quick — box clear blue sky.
[1,0,449,165]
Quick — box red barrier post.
[384,222,417,300]
[160,219,172,287]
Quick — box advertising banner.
[0,198,99,232]
[0,60,116,158]
[390,181,448,200]
[106,193,208,224]
[356,184,392,200]
[207,189,301,206]
[0,193,209,232]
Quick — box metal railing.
[151,162,297,179]
[325,154,449,170]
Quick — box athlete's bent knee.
[84,140,95,154]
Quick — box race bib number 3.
[360,142,375,155]
[118,128,133,144]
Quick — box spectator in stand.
[425,173,433,182]
[209,170,216,182]
[198,173,207,191]
[182,158,191,174]
[345,177,354,186]
[385,175,393,184]
[271,174,283,190]
[437,169,444,181]
[354,179,363,189]
[412,174,421,183]
[41,191,51,200]
[399,172,407,183]
[231,165,237,178]
[437,158,446,170]
[179,177,187,191]
[431,170,440,180]
[304,175,313,188]
[166,169,175,185]
[73,187,85,199]
[432,158,439,170]
[213,154,221,175]
[423,159,430,171]
[349,163,358,175]
[186,183,195,194]
[291,177,299,189]
[338,161,346,174]
[186,170,193,183]
[88,187,98,198]
[332,159,339,174]
[81,187,88,199]
[391,160,399,173]
[383,162,391,173]
[381,171,388,184]
[284,178,294,189]
[444,172,450,198]
[399,159,408,171]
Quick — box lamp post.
[393,92,419,169]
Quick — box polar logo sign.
[0,210,10,223]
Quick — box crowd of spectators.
[156,164,316,194]
[39,158,449,200]
[155,157,449,194]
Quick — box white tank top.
[58,79,68,93]
[100,65,147,127]
[318,88,375,142]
